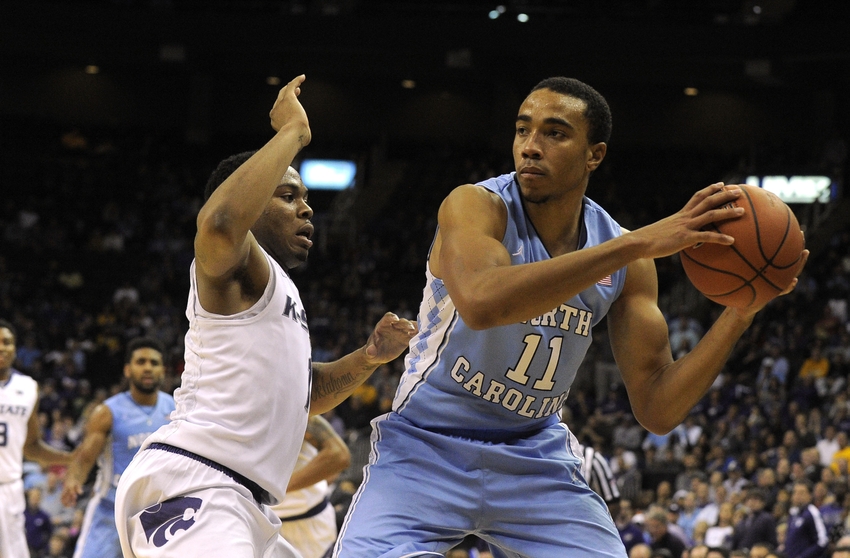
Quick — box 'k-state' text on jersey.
[93,391,175,503]
[0,370,38,484]
[393,173,626,434]
[145,247,312,504]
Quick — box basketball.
[680,184,805,309]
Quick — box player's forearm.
[65,453,97,487]
[636,308,753,433]
[309,349,378,415]
[455,234,644,329]
[24,441,72,466]
[286,449,350,492]
[196,125,305,248]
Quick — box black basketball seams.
[704,196,790,292]
[679,250,758,306]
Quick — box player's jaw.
[131,373,162,394]
[292,221,314,253]
[0,347,15,372]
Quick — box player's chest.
[0,387,34,421]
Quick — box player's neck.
[0,369,10,384]
[525,196,584,257]
[129,388,158,407]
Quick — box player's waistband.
[424,425,548,443]
[146,442,270,504]
[277,496,330,522]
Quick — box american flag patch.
[597,275,612,287]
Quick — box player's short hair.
[531,77,612,145]
[203,150,258,200]
[0,319,17,342]
[125,337,165,364]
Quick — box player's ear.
[587,142,607,172]
[124,364,131,379]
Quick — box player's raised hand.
[270,74,311,148]
[363,312,417,365]
[628,182,745,260]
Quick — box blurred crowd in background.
[2,121,849,558]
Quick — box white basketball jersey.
[0,371,38,484]
[146,249,312,504]
[271,440,328,517]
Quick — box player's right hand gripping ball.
[680,184,805,309]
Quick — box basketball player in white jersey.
[0,319,74,558]
[61,337,176,558]
[272,415,350,558]
[114,75,416,558]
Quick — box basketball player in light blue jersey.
[62,336,175,558]
[333,77,808,557]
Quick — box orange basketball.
[680,184,804,309]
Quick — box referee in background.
[581,444,621,518]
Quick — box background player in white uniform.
[334,77,808,557]
[114,75,416,558]
[0,319,73,558]
[61,336,176,558]
[272,415,350,558]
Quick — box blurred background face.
[0,327,16,372]
[792,483,811,507]
[124,347,164,394]
[645,518,665,541]
[746,495,764,511]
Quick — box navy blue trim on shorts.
[146,442,271,504]
[278,497,329,522]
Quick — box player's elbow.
[454,296,504,330]
[633,410,679,436]
[457,310,499,330]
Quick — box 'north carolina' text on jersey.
[393,173,626,433]
[144,248,312,504]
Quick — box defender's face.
[253,167,314,270]
[0,327,16,373]
[124,347,165,394]
[512,89,602,204]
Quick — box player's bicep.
[433,185,510,295]
[607,258,674,413]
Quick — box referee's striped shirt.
[581,445,620,504]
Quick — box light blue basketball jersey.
[393,172,626,435]
[95,391,175,503]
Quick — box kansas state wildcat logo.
[139,496,203,547]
